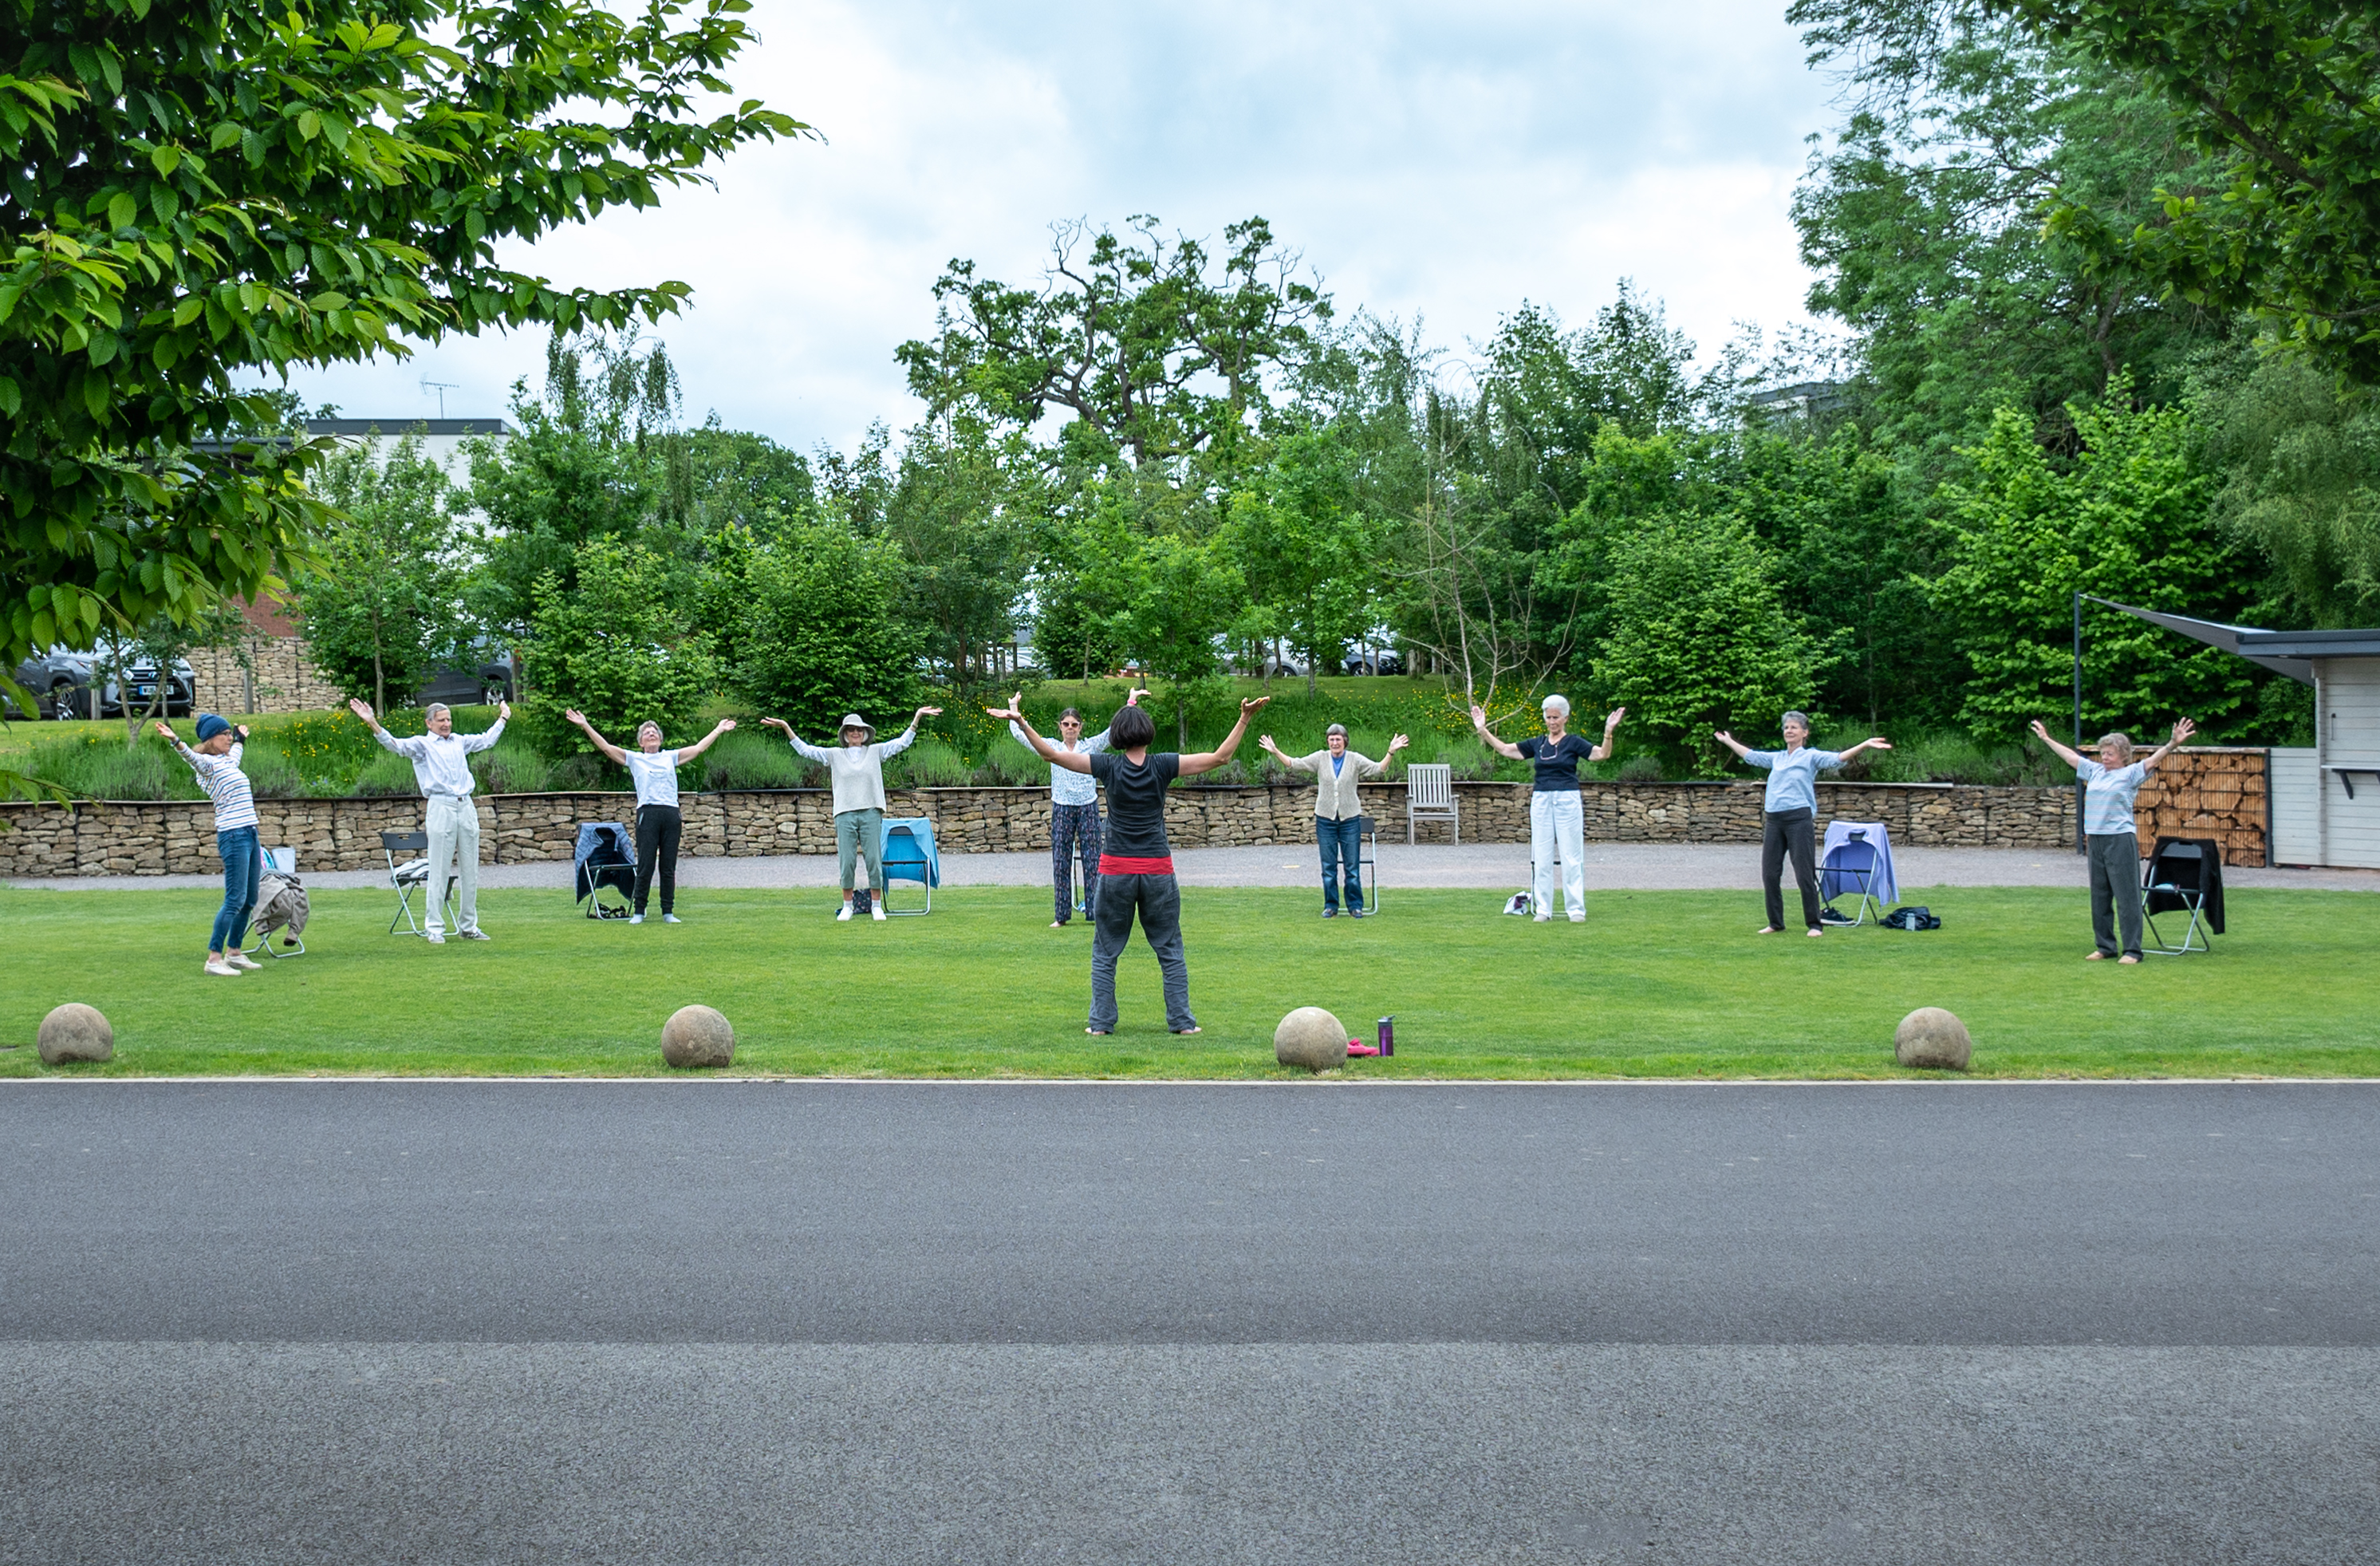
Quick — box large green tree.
[520,535,719,758]
[298,430,467,713]
[730,522,920,738]
[0,0,801,672]
[1933,382,2258,735]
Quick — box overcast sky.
[283,0,1841,454]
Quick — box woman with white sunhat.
[565,708,737,924]
[1714,712,1892,937]
[761,706,941,921]
[1472,696,1622,923]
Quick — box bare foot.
[2118,954,2140,964]
[1756,926,1782,935]
[1086,1027,1110,1035]
[1806,927,1824,937]
[2085,951,2107,961]
[1172,1026,1202,1035]
[1050,921,1065,929]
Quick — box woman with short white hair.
[566,708,736,924]
[1472,696,1622,922]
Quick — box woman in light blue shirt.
[1716,712,1891,937]
[2030,717,2194,962]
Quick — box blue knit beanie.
[195,713,231,743]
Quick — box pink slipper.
[1346,1040,1379,1057]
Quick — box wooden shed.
[2106,605,2380,870]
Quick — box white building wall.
[2270,749,2321,865]
[2315,659,2380,869]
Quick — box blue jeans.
[211,826,258,954]
[1317,815,1364,910]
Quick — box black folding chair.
[2142,840,2213,956]
[382,830,458,937]
[1357,814,1381,913]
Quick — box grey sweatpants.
[2087,830,2143,957]
[835,807,885,894]
[1089,872,1194,1032]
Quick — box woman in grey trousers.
[2030,717,2195,962]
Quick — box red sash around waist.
[1098,854,1175,876]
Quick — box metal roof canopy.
[2078,598,2371,684]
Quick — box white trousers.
[1529,790,1586,918]
[423,794,483,936]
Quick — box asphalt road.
[4,1082,2376,1563]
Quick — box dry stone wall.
[0,779,2088,877]
[186,633,346,716]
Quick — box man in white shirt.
[349,696,509,944]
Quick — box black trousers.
[1762,807,1820,930]
[634,804,682,914]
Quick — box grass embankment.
[2,885,2373,1079]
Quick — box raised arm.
[1586,708,1625,762]
[1261,736,1318,773]
[2028,719,2087,771]
[349,697,424,757]
[1181,696,1270,777]
[1470,704,1526,760]
[458,702,510,754]
[1822,736,1893,767]
[986,704,1092,773]
[1357,735,1410,779]
[1712,729,1755,762]
[2140,717,2197,771]
[565,708,627,765]
[761,716,835,764]
[676,718,736,762]
[877,708,939,761]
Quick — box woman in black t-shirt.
[1474,696,1623,922]
[989,694,1269,1035]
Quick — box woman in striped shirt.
[159,714,261,976]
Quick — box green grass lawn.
[4,883,2375,1079]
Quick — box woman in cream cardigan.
[1258,724,1409,917]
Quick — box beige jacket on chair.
[1281,749,1389,822]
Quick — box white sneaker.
[1569,915,1586,924]
[204,957,240,976]
[226,951,263,970]
[871,904,887,922]
[628,913,644,925]
[662,913,682,924]
[1532,914,1551,925]
[425,931,445,945]
[836,904,853,922]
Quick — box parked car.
[1342,650,1405,676]
[416,650,516,709]
[1259,653,1309,680]
[9,645,193,719]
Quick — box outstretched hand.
[234,724,250,740]
[2171,717,2197,746]
[759,716,793,735]
[152,720,173,739]
[983,704,1022,724]
[1239,696,1271,716]
[1388,732,1410,752]
[914,706,943,722]
[1713,729,1735,747]
[497,700,511,720]
[347,697,376,725]
[564,707,586,726]
[1605,707,1626,731]
[1470,704,1489,728]
[715,718,737,733]
[2029,718,2053,742]
[1124,688,1143,707]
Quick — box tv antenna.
[418,376,460,418]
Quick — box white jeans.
[423,794,483,935]
[1529,790,1586,918]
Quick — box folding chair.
[1405,763,1459,844]
[382,830,459,937]
[573,822,637,919]
[1357,814,1382,913]
[880,817,940,915]
[249,846,306,957]
[1818,829,1884,927]
[2142,840,2213,956]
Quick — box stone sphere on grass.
[38,1004,114,1066]
[1894,1008,1972,1071]
[660,1005,734,1069]
[1275,1007,1348,1073]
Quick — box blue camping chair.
[573,822,636,919]
[1818,829,1884,928]
[879,816,940,915]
